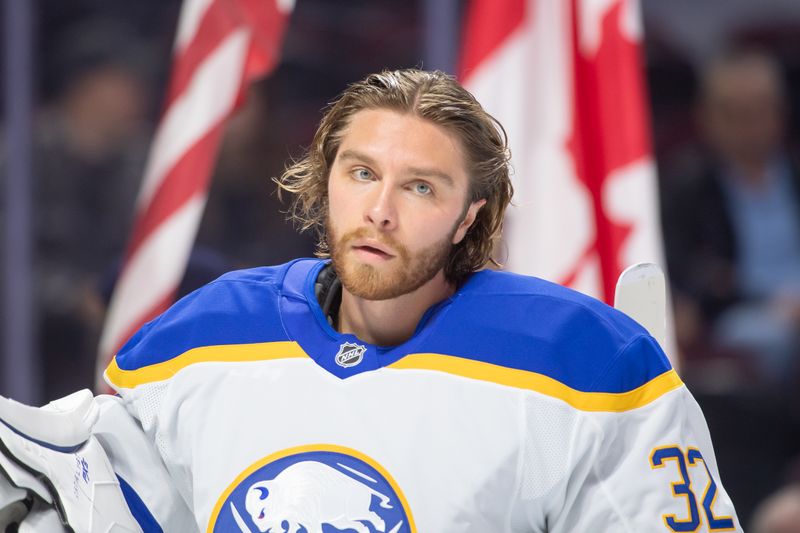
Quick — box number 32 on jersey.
[650,445,735,532]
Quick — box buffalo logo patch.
[210,444,415,532]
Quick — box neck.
[338,271,455,346]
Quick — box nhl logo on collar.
[335,342,366,368]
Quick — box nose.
[364,181,398,231]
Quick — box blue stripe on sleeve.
[117,474,163,533]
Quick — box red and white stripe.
[96,0,293,390]
[460,0,675,358]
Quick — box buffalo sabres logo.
[211,445,415,532]
[335,342,366,368]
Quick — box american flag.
[95,0,293,390]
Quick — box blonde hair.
[276,68,513,284]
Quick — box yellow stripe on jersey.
[105,341,309,389]
[387,353,683,412]
[106,341,682,411]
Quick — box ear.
[452,199,487,245]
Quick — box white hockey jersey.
[99,258,741,532]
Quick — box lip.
[350,239,395,258]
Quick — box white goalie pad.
[0,389,142,532]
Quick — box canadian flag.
[95,0,293,390]
[460,0,666,307]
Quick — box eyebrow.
[338,149,377,167]
[338,149,455,187]
[407,166,454,187]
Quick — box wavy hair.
[276,68,513,284]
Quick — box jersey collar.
[279,259,451,379]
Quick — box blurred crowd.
[1,0,800,528]
[663,50,800,391]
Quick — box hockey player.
[0,69,740,532]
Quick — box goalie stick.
[613,262,667,350]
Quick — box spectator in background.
[662,48,800,390]
[198,82,316,267]
[1,18,154,400]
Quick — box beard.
[328,222,458,301]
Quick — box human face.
[327,108,484,300]
[702,61,784,167]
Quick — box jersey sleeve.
[97,270,286,531]
[92,395,198,532]
[532,337,742,532]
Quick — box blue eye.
[414,182,432,195]
[353,168,372,181]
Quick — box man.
[662,49,800,388]
[1,69,739,531]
